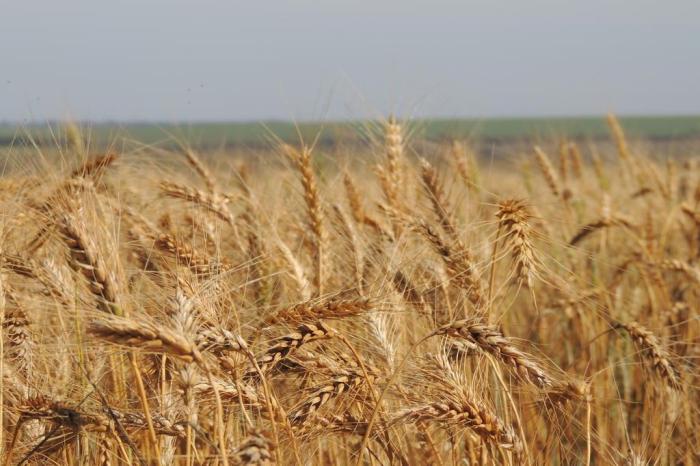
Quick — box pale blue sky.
[1,1,698,122]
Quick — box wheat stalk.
[89,315,200,362]
[495,199,537,288]
[264,298,372,325]
[288,367,369,425]
[183,149,216,192]
[232,429,275,465]
[418,221,483,307]
[433,319,554,388]
[159,181,234,226]
[533,146,561,197]
[283,144,325,296]
[607,113,631,162]
[392,399,520,451]
[249,322,336,376]
[614,321,682,390]
[59,212,121,314]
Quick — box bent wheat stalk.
[614,321,682,390]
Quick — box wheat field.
[0,115,697,465]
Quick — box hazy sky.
[1,1,699,122]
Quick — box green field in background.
[1,115,699,147]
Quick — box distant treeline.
[1,115,699,149]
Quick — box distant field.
[1,115,700,148]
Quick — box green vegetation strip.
[1,115,699,147]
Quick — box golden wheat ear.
[183,148,217,193]
[417,220,483,308]
[614,321,683,390]
[58,212,122,314]
[533,146,561,198]
[433,319,554,388]
[88,314,200,363]
[232,429,276,464]
[283,144,326,297]
[495,199,537,288]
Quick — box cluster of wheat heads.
[0,115,697,465]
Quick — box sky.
[1,0,699,122]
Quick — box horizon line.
[1,112,699,127]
